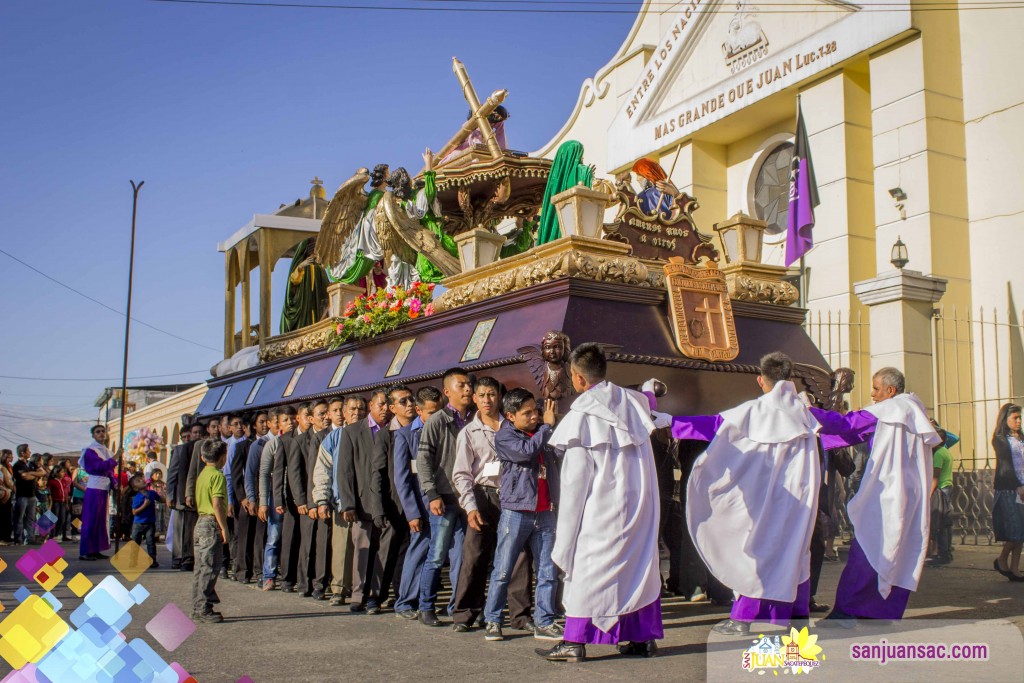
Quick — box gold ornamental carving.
[433,236,654,313]
[259,319,335,363]
[664,257,739,362]
[720,261,799,306]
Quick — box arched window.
[752,141,794,235]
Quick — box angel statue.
[518,330,573,402]
[315,161,461,293]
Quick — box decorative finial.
[310,176,326,200]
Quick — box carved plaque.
[664,257,739,362]
[604,187,719,263]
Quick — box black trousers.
[809,515,826,600]
[176,509,198,567]
[374,510,408,605]
[452,486,533,628]
[280,507,304,588]
[233,504,263,581]
[302,515,332,594]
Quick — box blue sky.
[0,0,635,451]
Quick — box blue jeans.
[395,523,430,613]
[418,506,466,613]
[263,504,283,580]
[13,496,36,544]
[484,509,557,627]
[132,522,156,561]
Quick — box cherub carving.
[518,330,573,401]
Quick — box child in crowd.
[483,388,560,642]
[192,440,230,623]
[131,473,161,568]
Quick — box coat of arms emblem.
[664,257,739,362]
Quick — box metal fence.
[805,308,871,409]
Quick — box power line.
[146,0,1024,13]
[0,411,96,424]
[0,424,81,452]
[0,370,208,382]
[0,247,221,354]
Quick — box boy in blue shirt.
[131,473,161,568]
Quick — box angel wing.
[516,345,546,394]
[376,192,462,277]
[314,169,371,267]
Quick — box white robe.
[548,381,662,631]
[686,381,821,603]
[851,393,941,597]
[82,440,114,491]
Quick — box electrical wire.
[0,247,220,354]
[0,424,81,452]
[0,370,208,382]
[146,0,1024,14]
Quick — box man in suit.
[301,400,332,599]
[338,389,391,613]
[231,411,265,583]
[370,385,417,610]
[274,403,310,593]
[167,421,202,570]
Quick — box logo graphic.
[741,626,824,674]
[722,2,770,73]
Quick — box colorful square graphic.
[111,540,153,583]
[145,604,195,652]
[0,595,70,669]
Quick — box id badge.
[481,461,501,478]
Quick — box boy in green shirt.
[192,439,229,622]
[929,421,955,566]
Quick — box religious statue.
[315,163,460,294]
[519,330,573,401]
[280,236,329,334]
[535,141,595,245]
[395,150,460,284]
[439,105,510,166]
[629,158,680,218]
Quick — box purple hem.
[79,488,110,555]
[834,539,911,619]
[731,580,810,624]
[563,598,664,645]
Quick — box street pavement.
[1,540,1022,682]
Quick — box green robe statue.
[411,171,459,283]
[535,140,593,245]
[329,189,385,285]
[499,219,537,259]
[280,237,329,334]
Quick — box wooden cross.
[310,176,323,187]
[693,296,724,345]
[452,57,503,160]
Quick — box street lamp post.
[115,180,143,553]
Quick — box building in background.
[103,384,207,464]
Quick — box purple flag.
[785,102,820,267]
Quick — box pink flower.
[361,314,372,324]
[424,303,434,316]
[336,324,344,333]
[409,298,422,313]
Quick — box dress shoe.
[280,583,296,593]
[419,610,442,627]
[366,603,381,615]
[809,601,830,613]
[993,559,1013,578]
[711,619,751,636]
[452,623,469,633]
[350,604,367,613]
[618,640,658,658]
[817,609,857,629]
[535,641,585,663]
[312,590,326,601]
[329,595,346,606]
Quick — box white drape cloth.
[329,200,383,281]
[686,381,821,602]
[549,381,662,631]
[851,393,941,597]
[82,440,114,491]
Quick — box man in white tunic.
[540,343,665,662]
[672,352,822,635]
[810,366,941,623]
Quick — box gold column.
[258,229,273,347]
[224,251,236,358]
[240,243,251,350]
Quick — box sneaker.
[535,641,585,662]
[329,596,346,607]
[366,603,381,615]
[312,590,326,601]
[193,610,224,624]
[395,609,419,620]
[513,620,536,632]
[452,623,469,633]
[484,622,504,641]
[534,623,564,641]
[711,619,750,636]
[262,579,275,592]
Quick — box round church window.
[753,142,794,235]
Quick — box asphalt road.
[1,541,1022,682]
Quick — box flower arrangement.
[123,427,163,465]
[327,282,436,348]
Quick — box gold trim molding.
[259,319,335,364]
[720,262,799,306]
[433,236,657,313]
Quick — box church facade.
[539,0,1024,461]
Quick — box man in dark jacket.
[167,421,201,569]
[273,406,309,593]
[302,400,332,599]
[338,389,391,612]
